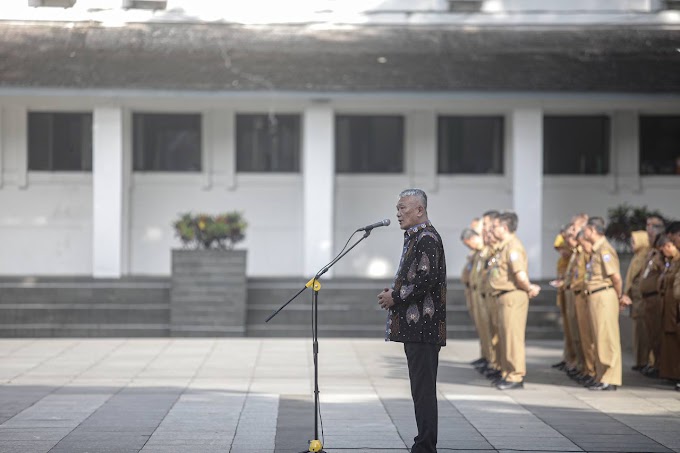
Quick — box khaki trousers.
[558,290,577,365]
[485,293,501,370]
[565,290,583,370]
[643,295,663,366]
[472,291,496,364]
[587,288,622,386]
[465,288,481,357]
[497,290,529,383]
[573,291,596,377]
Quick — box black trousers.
[404,342,441,453]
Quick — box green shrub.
[173,212,247,250]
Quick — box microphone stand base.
[300,439,325,453]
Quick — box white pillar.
[408,111,437,192]
[0,107,4,189]
[510,108,543,278]
[302,105,335,277]
[93,107,124,278]
[611,111,640,192]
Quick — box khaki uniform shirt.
[585,237,620,292]
[564,246,579,289]
[567,246,588,292]
[470,246,490,296]
[489,234,528,294]
[461,252,474,288]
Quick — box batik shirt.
[386,221,447,346]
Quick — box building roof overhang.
[1,22,679,93]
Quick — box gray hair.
[587,216,606,235]
[460,228,479,242]
[399,188,427,209]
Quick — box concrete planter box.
[170,249,247,337]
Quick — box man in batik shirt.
[378,188,447,453]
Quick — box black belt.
[642,291,659,298]
[495,289,517,297]
[573,290,582,295]
[585,286,613,296]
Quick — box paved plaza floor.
[0,338,678,453]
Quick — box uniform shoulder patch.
[510,251,520,262]
[603,253,611,263]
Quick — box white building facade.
[1,0,679,280]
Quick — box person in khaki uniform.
[572,231,597,386]
[488,211,541,390]
[461,228,488,367]
[640,216,666,376]
[656,233,680,391]
[583,217,623,391]
[477,210,502,380]
[552,233,578,372]
[620,230,652,371]
[470,241,496,372]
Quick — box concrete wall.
[0,106,93,275]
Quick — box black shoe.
[491,374,505,385]
[471,357,486,366]
[551,361,566,369]
[581,377,596,387]
[566,367,580,377]
[496,379,524,390]
[474,360,489,371]
[675,383,680,392]
[631,365,644,371]
[643,367,659,378]
[576,374,591,385]
[588,382,617,391]
[485,368,501,379]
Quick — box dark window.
[133,113,201,172]
[335,115,404,173]
[543,116,610,175]
[640,116,680,175]
[438,116,504,174]
[28,112,92,171]
[236,114,301,172]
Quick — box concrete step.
[0,277,563,339]
[247,278,562,339]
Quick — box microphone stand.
[265,228,375,453]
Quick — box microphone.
[357,219,391,232]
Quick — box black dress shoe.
[643,367,659,378]
[588,382,617,391]
[551,361,566,369]
[576,374,591,384]
[474,360,489,371]
[581,377,596,387]
[496,380,524,390]
[471,357,486,366]
[631,365,644,371]
[485,368,501,379]
[675,383,680,392]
